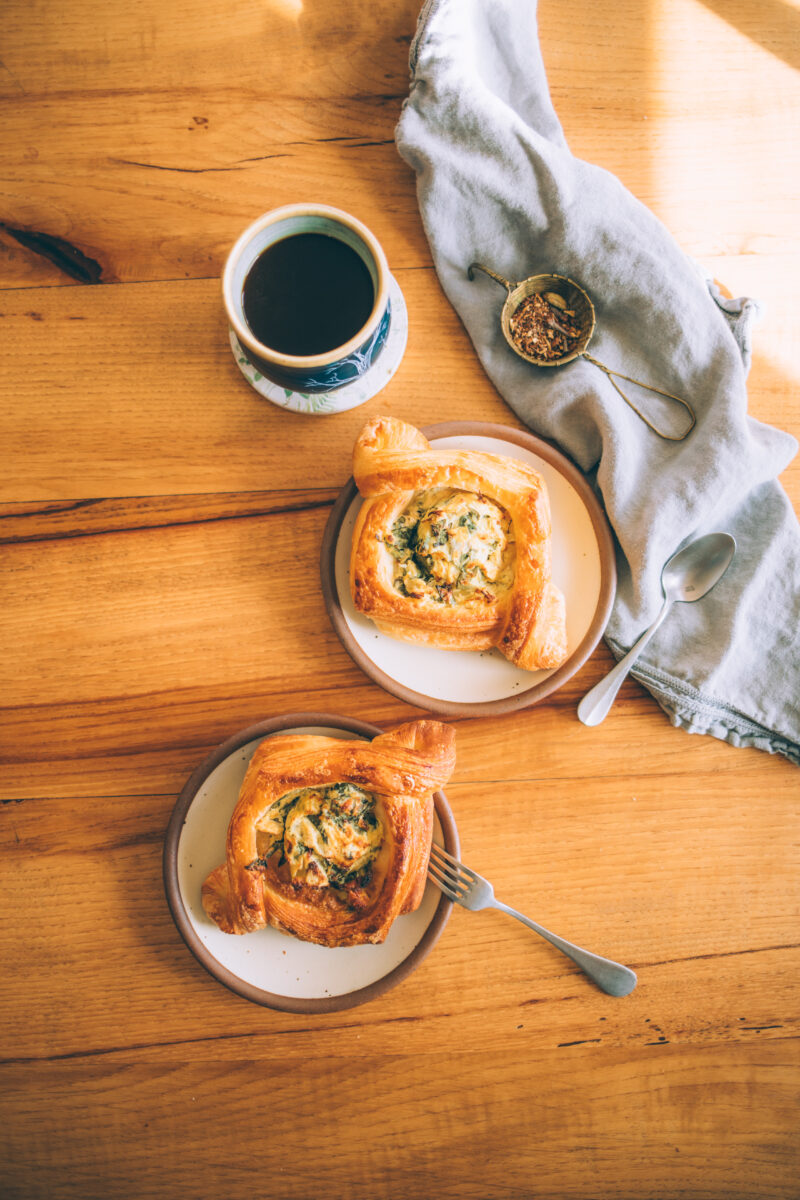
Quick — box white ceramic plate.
[163,714,458,1012]
[321,423,616,716]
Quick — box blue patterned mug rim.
[222,203,390,370]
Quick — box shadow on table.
[697,0,800,73]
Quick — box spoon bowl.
[577,532,736,727]
[662,533,737,602]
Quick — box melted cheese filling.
[251,783,383,894]
[384,488,515,604]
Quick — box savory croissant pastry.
[349,416,568,671]
[202,719,456,947]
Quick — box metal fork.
[428,843,637,997]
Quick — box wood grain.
[0,273,516,501]
[1,0,799,1196]
[1,1046,794,1200]
[2,774,798,1063]
[2,496,791,799]
[0,276,795,503]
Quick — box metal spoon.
[577,532,737,727]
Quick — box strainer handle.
[583,354,697,442]
[467,262,518,292]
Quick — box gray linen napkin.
[395,0,800,763]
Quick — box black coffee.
[242,232,375,356]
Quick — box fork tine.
[427,856,467,886]
[426,868,459,901]
[427,849,464,885]
[429,842,480,883]
[427,860,469,900]
[428,856,470,893]
[429,842,459,866]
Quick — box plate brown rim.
[163,711,460,1014]
[320,421,617,717]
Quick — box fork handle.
[493,901,637,997]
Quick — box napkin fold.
[396,0,800,763]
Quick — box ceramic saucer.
[228,273,408,414]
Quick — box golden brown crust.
[201,720,456,946]
[349,416,568,671]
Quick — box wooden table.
[2,1,798,1196]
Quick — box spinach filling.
[383,488,514,603]
[246,782,382,895]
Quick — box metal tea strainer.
[468,262,696,441]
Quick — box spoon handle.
[577,597,672,727]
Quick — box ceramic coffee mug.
[223,203,392,395]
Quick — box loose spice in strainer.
[508,292,583,362]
